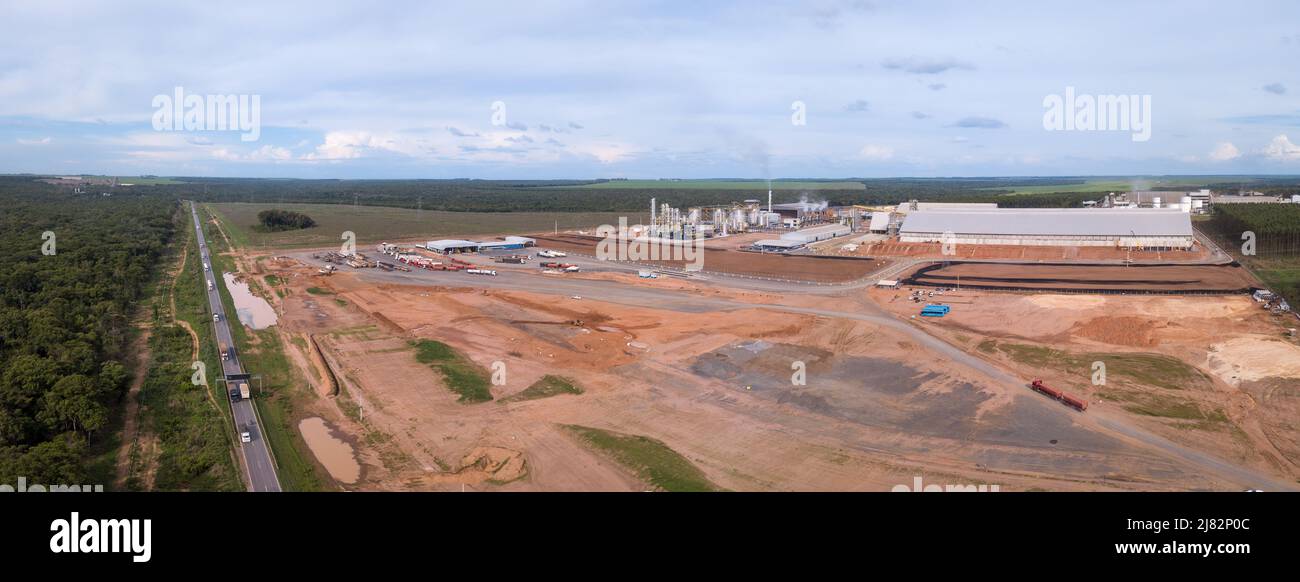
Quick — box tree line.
[0,178,176,486]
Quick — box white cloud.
[859,144,894,160]
[16,137,51,145]
[1209,142,1240,161]
[1263,134,1300,161]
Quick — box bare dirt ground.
[530,234,886,282]
[874,287,1300,482]
[243,250,1297,491]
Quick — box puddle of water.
[298,417,360,484]
[222,272,278,329]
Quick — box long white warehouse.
[898,208,1194,250]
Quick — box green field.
[568,180,866,190]
[207,202,628,249]
[562,425,722,492]
[987,176,1256,196]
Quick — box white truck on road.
[239,382,251,400]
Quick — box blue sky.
[2,0,1299,179]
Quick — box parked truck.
[207,280,214,291]
[1030,379,1088,412]
[239,382,251,400]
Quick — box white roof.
[427,239,480,249]
[780,224,850,240]
[869,212,890,230]
[899,208,1193,237]
[754,239,804,248]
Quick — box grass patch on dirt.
[1096,389,1228,422]
[305,287,334,295]
[561,425,722,492]
[411,339,493,403]
[498,375,583,404]
[986,341,1212,390]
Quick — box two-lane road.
[190,202,282,492]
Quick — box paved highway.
[191,203,282,492]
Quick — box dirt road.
[291,251,1297,491]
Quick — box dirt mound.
[1073,316,1161,347]
[459,447,528,483]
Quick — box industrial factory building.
[426,236,536,254]
[898,208,1194,250]
[780,223,851,244]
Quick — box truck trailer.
[1030,379,1088,412]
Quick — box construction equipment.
[1030,379,1088,412]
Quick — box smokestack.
[767,188,772,214]
[650,197,656,227]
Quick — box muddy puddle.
[298,417,360,484]
[223,272,278,329]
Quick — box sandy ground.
[874,287,1300,481]
[242,251,1300,491]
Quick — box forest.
[113,176,1131,213]
[256,208,317,231]
[0,178,176,486]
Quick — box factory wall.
[899,232,1194,249]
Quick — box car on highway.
[214,313,221,322]
[240,431,251,443]
[229,388,240,402]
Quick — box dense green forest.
[0,178,176,486]
[256,208,317,231]
[1206,203,1300,256]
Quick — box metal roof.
[426,239,481,250]
[899,208,1192,237]
[753,239,804,248]
[780,224,850,239]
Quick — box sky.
[2,0,1299,179]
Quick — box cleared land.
[874,289,1300,477]
[532,233,886,282]
[208,202,628,249]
